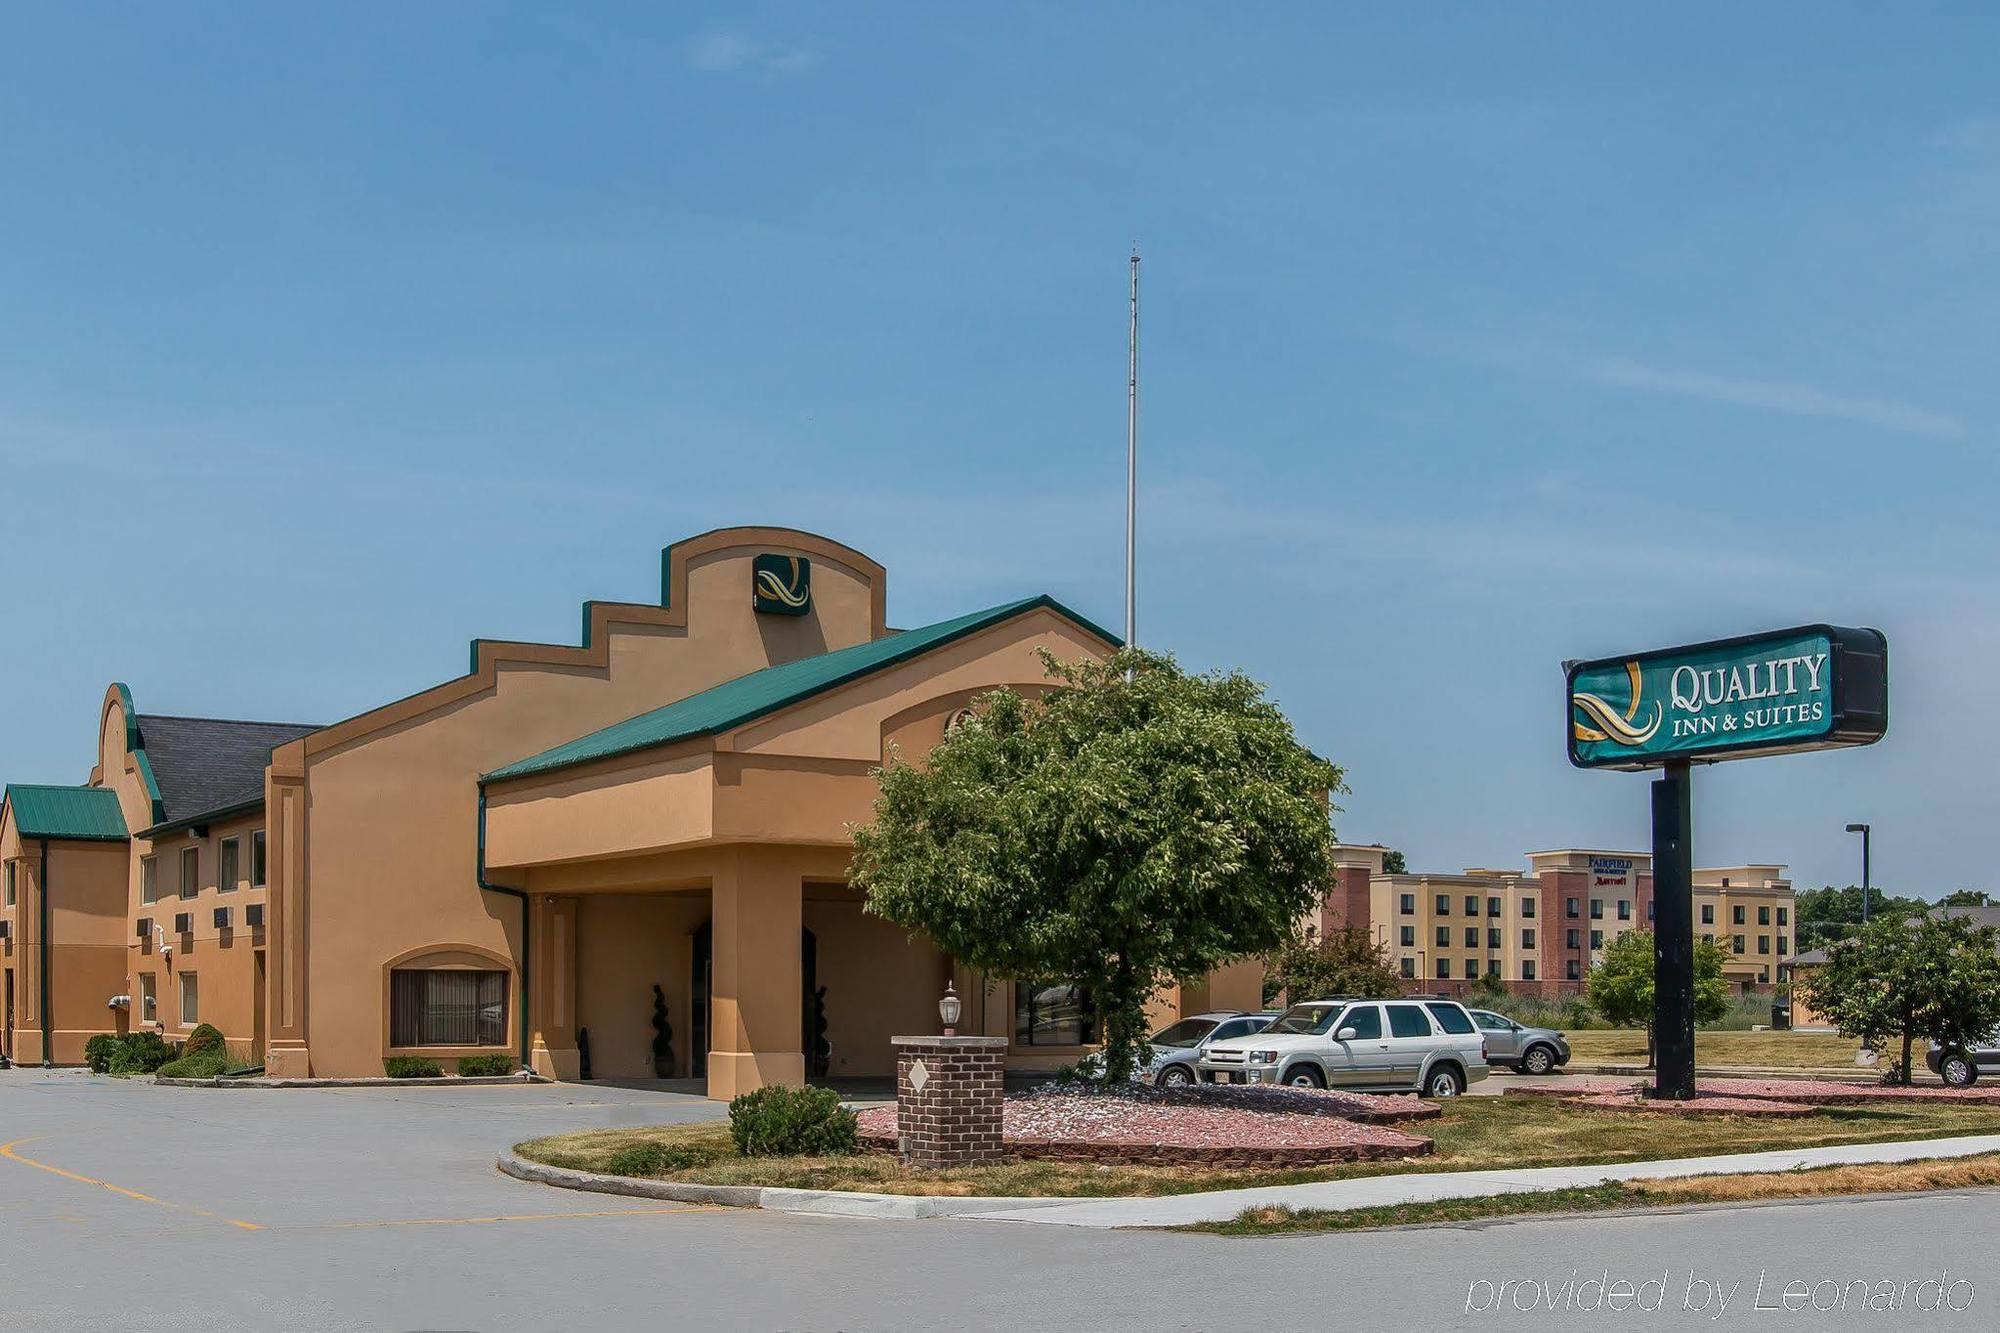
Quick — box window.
[1733,935,1746,954]
[1435,957,1451,980]
[1566,928,1580,949]
[1758,905,1770,926]
[3,862,11,907]
[1386,1004,1432,1038]
[1778,906,1789,927]
[1722,877,1732,887]
[1487,897,1501,918]
[1487,928,1501,949]
[1566,959,1580,981]
[1435,926,1450,948]
[1732,905,1746,925]
[1463,895,1478,916]
[1520,897,1536,919]
[1340,1005,1382,1040]
[177,972,198,1027]
[1210,1018,1262,1043]
[1758,968,1770,983]
[1522,928,1537,950]
[251,829,267,887]
[138,973,157,1024]
[1486,958,1501,977]
[1701,903,1714,925]
[1778,936,1789,956]
[1757,935,1770,955]
[1435,894,1450,916]
[1646,899,1655,922]
[1590,930,1604,950]
[1399,957,1415,979]
[1399,893,1415,916]
[1590,899,1604,920]
[1400,925,1415,948]
[391,968,511,1048]
[1013,982,1094,1046]
[179,847,199,899]
[1522,960,1537,982]
[219,838,240,893]
[1617,899,1631,921]
[141,856,158,905]
[1424,1002,1475,1035]
[1566,898,1580,919]
[1473,1012,1515,1033]
[1703,932,1715,944]
[1463,927,1478,949]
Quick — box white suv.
[1197,997,1489,1098]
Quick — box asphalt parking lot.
[2,1068,1994,1331]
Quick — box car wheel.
[1158,1064,1195,1088]
[1285,1064,1325,1089]
[1522,1045,1556,1076]
[1425,1064,1464,1098]
[1941,1053,1978,1087]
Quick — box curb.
[158,1073,551,1089]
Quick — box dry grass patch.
[1563,1029,1861,1069]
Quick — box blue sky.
[2,6,1994,894]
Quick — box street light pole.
[1845,823,1872,924]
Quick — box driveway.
[0,1068,1992,1330]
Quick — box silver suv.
[1198,997,1490,1097]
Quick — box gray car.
[1928,1032,2000,1086]
[1140,1010,1278,1086]
[1467,1008,1571,1075]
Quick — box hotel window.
[138,973,157,1024]
[1590,930,1604,950]
[1757,935,1770,955]
[3,862,11,907]
[1566,898,1580,919]
[1487,897,1501,918]
[1778,936,1789,956]
[219,838,240,893]
[1566,928,1580,949]
[1487,928,1501,949]
[1703,932,1715,945]
[1590,899,1603,920]
[391,968,510,1048]
[141,856,159,905]
[1400,925,1415,948]
[1463,895,1478,916]
[1647,899,1655,922]
[1758,906,1770,926]
[1566,959,1580,981]
[1463,927,1478,949]
[1701,903,1714,925]
[1732,905,1746,925]
[251,829,267,887]
[1486,959,1501,978]
[177,972,198,1027]
[1617,899,1631,921]
[1732,934,1746,954]
[179,847,199,899]
[1522,928,1537,950]
[1758,968,1770,984]
[1399,957,1415,979]
[1520,898,1535,919]
[1399,893,1415,916]
[1435,926,1449,948]
[1778,906,1789,927]
[1435,958,1451,980]
[1435,894,1450,916]
[1522,960,1537,982]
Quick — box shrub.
[383,1056,443,1079]
[456,1055,515,1077]
[107,1032,179,1075]
[84,1034,120,1074]
[726,1085,858,1157]
[183,1023,226,1056]
[602,1142,718,1177]
[158,1045,230,1080]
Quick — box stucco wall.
[572,891,708,1081]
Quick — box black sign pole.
[1651,759,1695,1099]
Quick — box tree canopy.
[1267,927,1401,1005]
[1795,913,2000,1084]
[1584,929,1731,1066]
[853,646,1343,1081]
[1793,884,1928,951]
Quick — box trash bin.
[1771,1002,1792,1031]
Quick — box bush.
[456,1055,515,1077]
[383,1056,443,1079]
[602,1142,719,1177]
[107,1032,179,1075]
[182,1023,226,1056]
[726,1085,858,1158]
[158,1045,230,1080]
[84,1034,120,1074]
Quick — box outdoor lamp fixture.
[1845,823,1872,924]
[939,980,961,1037]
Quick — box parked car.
[1927,1032,2000,1087]
[1467,1008,1572,1075]
[1197,997,1489,1097]
[1138,1010,1279,1087]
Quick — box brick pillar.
[1319,864,1373,935]
[891,1035,1005,1168]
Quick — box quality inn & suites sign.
[1567,624,1888,771]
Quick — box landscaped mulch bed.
[1510,1075,2000,1118]
[1566,1089,1819,1117]
[855,1083,1438,1167]
[1695,1078,2000,1106]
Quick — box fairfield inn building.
[0,528,1262,1093]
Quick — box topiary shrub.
[456,1054,515,1077]
[383,1056,443,1079]
[84,1034,120,1074]
[183,1023,226,1056]
[602,1141,718,1177]
[726,1085,858,1158]
[108,1031,179,1075]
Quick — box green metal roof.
[3,784,130,842]
[483,595,1116,784]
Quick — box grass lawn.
[1563,1029,1861,1069]
[1192,1151,2000,1235]
[513,1095,2000,1199]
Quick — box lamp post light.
[939,980,961,1037]
[1845,823,1872,925]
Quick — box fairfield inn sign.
[1567,625,1889,771]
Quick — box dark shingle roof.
[483,595,1116,784]
[2,784,129,841]
[134,714,320,830]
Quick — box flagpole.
[1125,248,1140,665]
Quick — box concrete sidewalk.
[946,1132,2000,1228]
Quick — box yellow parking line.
[307,1206,706,1230]
[0,1138,263,1230]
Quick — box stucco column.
[262,774,312,1077]
[705,848,804,1100]
[529,895,579,1079]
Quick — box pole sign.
[1566,624,1888,771]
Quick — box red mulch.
[1694,1078,2000,1106]
[1567,1089,1818,1117]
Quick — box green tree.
[854,647,1343,1082]
[1584,930,1731,1067]
[1795,914,2000,1084]
[1267,927,1401,1004]
[1380,849,1407,874]
[1794,884,1926,951]
[1940,889,1994,908]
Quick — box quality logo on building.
[752,554,811,615]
